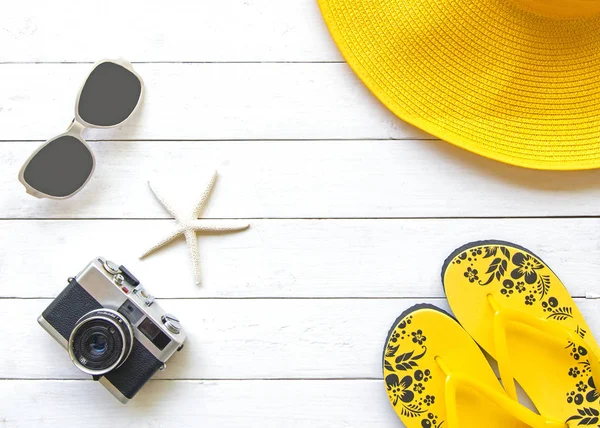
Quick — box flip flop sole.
[442,240,600,424]
[382,304,532,427]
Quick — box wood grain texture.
[1,219,599,298]
[0,380,396,428]
[3,298,600,380]
[0,63,424,141]
[2,1,599,426]
[4,140,600,219]
[0,0,341,63]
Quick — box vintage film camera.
[38,257,186,403]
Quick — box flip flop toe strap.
[435,356,565,428]
[487,295,600,419]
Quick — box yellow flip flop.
[383,304,563,427]
[442,240,600,425]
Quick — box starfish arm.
[192,170,218,218]
[148,181,184,223]
[190,220,250,233]
[184,229,202,285]
[139,227,185,259]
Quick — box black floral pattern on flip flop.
[384,318,443,424]
[449,242,599,425]
[510,252,544,285]
[420,412,444,428]
[386,374,415,406]
[586,377,599,403]
[566,408,599,426]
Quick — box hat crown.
[516,0,600,18]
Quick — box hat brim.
[318,0,600,170]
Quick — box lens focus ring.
[73,320,121,369]
[68,309,134,376]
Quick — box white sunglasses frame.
[18,58,144,200]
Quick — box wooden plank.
[0,0,341,63]
[3,298,599,379]
[4,141,600,219]
[1,219,599,299]
[0,379,397,428]
[0,63,423,141]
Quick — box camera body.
[38,257,186,403]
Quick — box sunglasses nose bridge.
[66,119,86,137]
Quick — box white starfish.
[140,171,249,284]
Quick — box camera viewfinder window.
[118,300,144,324]
[138,317,171,350]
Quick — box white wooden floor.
[2,1,600,427]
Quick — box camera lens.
[69,309,134,376]
[87,332,108,356]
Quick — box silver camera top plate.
[75,257,186,363]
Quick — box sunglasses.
[18,59,144,199]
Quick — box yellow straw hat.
[317,0,600,170]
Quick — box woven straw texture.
[318,0,600,170]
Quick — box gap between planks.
[0,61,347,65]
[0,377,380,381]
[0,138,439,142]
[0,296,591,300]
[2,216,600,220]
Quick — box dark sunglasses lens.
[23,136,93,197]
[78,62,142,126]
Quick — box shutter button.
[103,260,121,275]
[161,314,181,334]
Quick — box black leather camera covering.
[42,279,102,340]
[42,279,164,400]
[104,338,163,399]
